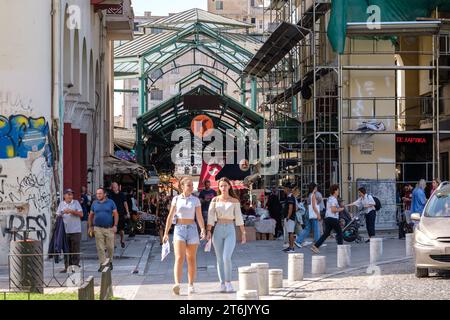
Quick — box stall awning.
[103,155,148,177]
[114,126,136,150]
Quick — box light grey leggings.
[212,223,236,283]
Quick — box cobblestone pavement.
[134,233,417,300]
[284,259,450,300]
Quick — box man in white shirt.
[56,188,83,272]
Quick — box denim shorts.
[173,224,200,245]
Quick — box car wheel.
[415,267,429,278]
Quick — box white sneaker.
[322,244,327,247]
[283,242,289,248]
[302,241,313,246]
[188,285,195,295]
[225,283,234,293]
[172,284,180,295]
[220,283,226,293]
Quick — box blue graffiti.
[0,115,49,159]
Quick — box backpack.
[372,196,382,211]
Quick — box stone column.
[269,269,283,289]
[311,255,326,275]
[288,253,304,282]
[337,245,351,268]
[370,238,383,264]
[250,262,269,296]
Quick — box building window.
[151,28,162,34]
[150,89,163,101]
[259,20,263,29]
[251,17,256,24]
[215,1,223,10]
[243,17,247,23]
[250,0,255,7]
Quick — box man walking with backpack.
[346,187,378,242]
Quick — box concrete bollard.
[370,238,383,264]
[250,263,269,296]
[288,253,304,282]
[337,245,351,268]
[405,233,413,257]
[238,266,258,293]
[311,256,326,275]
[268,269,283,289]
[236,290,259,300]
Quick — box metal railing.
[6,252,104,289]
[106,3,123,15]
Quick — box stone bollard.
[405,233,413,257]
[250,263,269,296]
[337,245,351,268]
[268,269,283,289]
[288,253,304,282]
[236,290,259,300]
[370,238,383,264]
[311,256,326,275]
[238,266,258,293]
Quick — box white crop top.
[208,200,244,226]
[171,194,201,219]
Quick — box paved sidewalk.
[0,234,156,300]
[134,232,410,300]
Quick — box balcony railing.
[106,3,123,15]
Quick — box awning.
[103,155,148,177]
[114,126,136,150]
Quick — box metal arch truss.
[136,85,265,166]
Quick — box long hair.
[216,177,240,200]
[308,182,317,195]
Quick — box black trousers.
[366,210,376,237]
[65,232,81,268]
[314,217,343,248]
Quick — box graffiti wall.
[0,112,53,265]
[0,0,54,265]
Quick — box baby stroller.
[340,209,363,243]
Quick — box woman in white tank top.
[163,177,206,295]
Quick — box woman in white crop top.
[163,177,205,296]
[206,177,245,293]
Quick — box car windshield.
[425,192,450,217]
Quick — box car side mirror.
[411,213,421,221]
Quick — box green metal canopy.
[138,8,253,31]
[136,84,265,168]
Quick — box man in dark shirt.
[198,180,217,223]
[108,182,130,248]
[267,187,283,238]
[282,182,297,253]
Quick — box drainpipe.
[51,0,64,200]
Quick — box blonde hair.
[179,177,193,191]
[217,177,240,200]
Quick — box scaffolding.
[250,0,336,195]
[247,0,450,228]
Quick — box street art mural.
[0,115,49,159]
[0,111,53,265]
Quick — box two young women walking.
[162,177,245,295]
